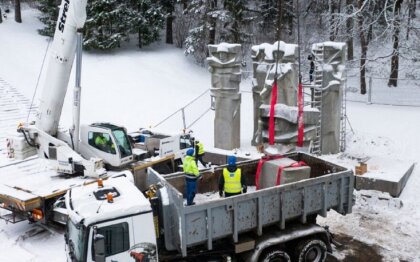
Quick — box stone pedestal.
[207,43,242,150]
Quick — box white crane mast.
[36,0,87,136]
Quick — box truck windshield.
[112,129,132,158]
[67,220,86,262]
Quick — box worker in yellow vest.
[219,155,247,197]
[194,140,209,167]
[183,148,201,205]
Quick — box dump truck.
[65,152,354,261]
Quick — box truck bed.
[0,154,176,214]
[0,157,92,212]
[146,152,354,257]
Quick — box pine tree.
[256,0,295,42]
[184,0,212,64]
[222,0,253,44]
[37,0,59,37]
[84,0,131,50]
[129,0,165,48]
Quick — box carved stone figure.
[207,43,242,150]
[312,42,347,154]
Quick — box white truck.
[65,152,354,262]
[129,129,194,162]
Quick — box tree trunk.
[410,0,417,18]
[388,0,403,87]
[358,0,367,95]
[181,0,187,10]
[329,0,336,41]
[15,0,22,23]
[208,0,217,45]
[138,29,142,48]
[166,15,174,44]
[407,0,416,39]
[346,0,354,60]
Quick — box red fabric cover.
[275,160,307,185]
[269,81,278,145]
[255,154,283,190]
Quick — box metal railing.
[153,89,211,130]
[346,76,420,107]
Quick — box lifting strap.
[297,82,304,147]
[275,161,307,185]
[268,81,278,145]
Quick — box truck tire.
[259,248,291,262]
[294,239,327,262]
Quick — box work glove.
[219,191,223,197]
[242,187,247,194]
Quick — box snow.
[1,5,420,261]
[260,103,299,123]
[67,177,151,226]
[159,187,169,206]
[194,186,257,204]
[313,41,346,51]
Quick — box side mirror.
[93,233,106,262]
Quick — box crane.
[12,0,134,177]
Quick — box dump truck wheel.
[259,248,291,262]
[294,238,327,262]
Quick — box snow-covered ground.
[0,6,419,262]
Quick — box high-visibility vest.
[223,168,242,193]
[183,156,199,178]
[95,136,107,145]
[197,142,204,155]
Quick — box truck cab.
[65,177,157,262]
[79,123,134,168]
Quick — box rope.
[154,89,210,128]
[27,37,51,123]
[187,107,211,129]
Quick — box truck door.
[88,218,133,262]
[131,212,158,261]
[159,136,178,158]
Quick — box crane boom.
[36,0,87,136]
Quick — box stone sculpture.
[312,42,347,154]
[207,43,242,150]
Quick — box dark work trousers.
[196,153,207,167]
[224,192,242,198]
[185,177,197,205]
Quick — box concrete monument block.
[207,43,242,150]
[258,157,311,189]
